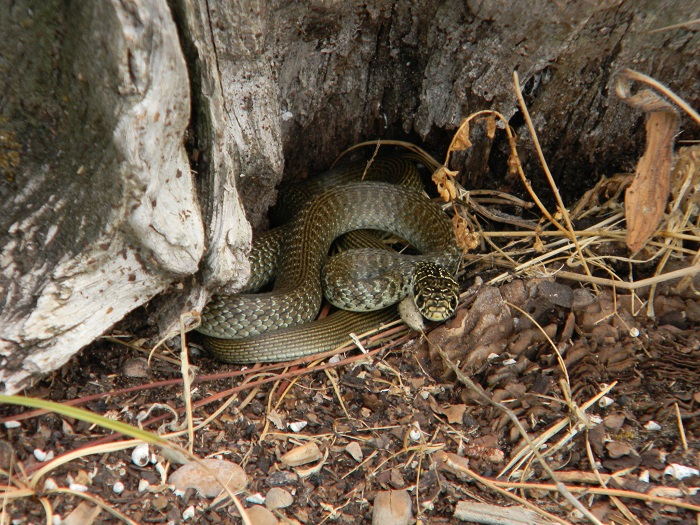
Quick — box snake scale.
[198,157,461,363]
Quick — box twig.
[513,71,595,285]
[674,403,689,452]
[431,342,604,525]
[618,68,700,125]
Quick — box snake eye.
[412,262,459,321]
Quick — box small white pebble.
[598,396,614,408]
[664,463,699,480]
[69,483,88,492]
[638,469,650,482]
[288,421,308,433]
[52,515,61,525]
[44,478,58,491]
[34,449,51,462]
[629,327,640,337]
[644,420,662,431]
[281,111,294,121]
[408,424,421,442]
[138,479,150,492]
[502,358,517,366]
[132,444,150,467]
[182,506,196,520]
[487,353,499,361]
[112,482,125,494]
[4,421,20,429]
[246,493,266,504]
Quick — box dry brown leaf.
[452,214,480,252]
[441,404,467,424]
[507,151,520,178]
[605,441,635,459]
[432,166,458,202]
[429,398,467,424]
[616,73,680,252]
[372,490,412,525]
[450,121,472,152]
[533,235,545,253]
[63,502,102,525]
[624,109,678,252]
[485,114,497,139]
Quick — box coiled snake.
[198,157,461,363]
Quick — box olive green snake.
[197,157,461,363]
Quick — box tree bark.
[0,1,204,393]
[0,0,697,393]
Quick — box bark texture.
[0,1,203,393]
[0,0,698,393]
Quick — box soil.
[1,276,699,524]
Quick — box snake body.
[198,157,460,363]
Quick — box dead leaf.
[432,166,458,202]
[616,73,680,252]
[452,214,480,252]
[485,114,497,139]
[606,441,634,459]
[63,502,102,525]
[507,152,520,178]
[450,120,472,152]
[603,413,626,433]
[429,401,467,424]
[267,409,285,430]
[533,235,544,253]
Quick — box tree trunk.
[0,1,204,393]
[1,0,698,393]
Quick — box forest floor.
[1,268,699,525]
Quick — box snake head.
[412,262,459,321]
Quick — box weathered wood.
[259,0,699,200]
[0,1,204,393]
[0,0,697,393]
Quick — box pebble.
[345,441,363,462]
[280,442,322,467]
[168,459,247,498]
[245,505,278,525]
[265,487,293,509]
[122,357,150,378]
[372,490,412,525]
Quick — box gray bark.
[0,0,698,393]
[0,1,204,393]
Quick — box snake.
[197,156,461,363]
